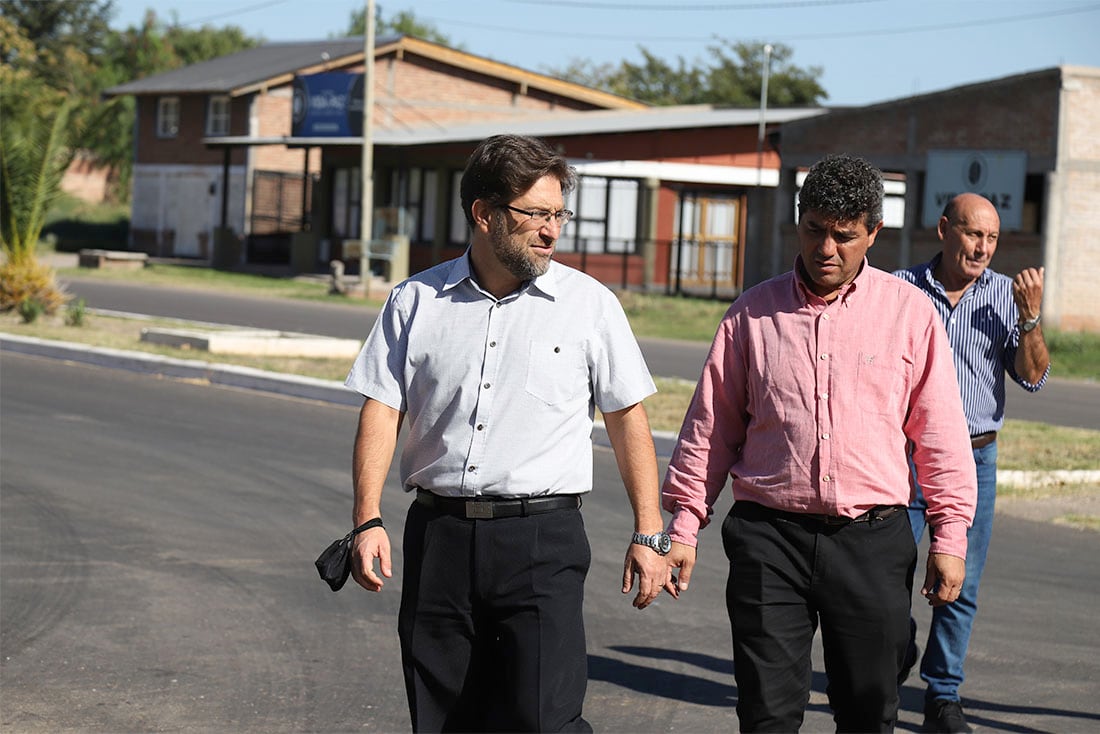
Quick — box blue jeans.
[908,441,997,704]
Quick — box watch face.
[657,533,672,555]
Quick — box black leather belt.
[971,431,997,449]
[737,501,904,527]
[414,489,582,519]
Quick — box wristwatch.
[632,530,672,556]
[1019,313,1041,333]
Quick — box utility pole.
[358,0,375,284]
[755,43,773,187]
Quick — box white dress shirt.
[345,251,656,497]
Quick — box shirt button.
[483,383,490,389]
[822,475,831,482]
[489,341,496,348]
[820,353,828,360]
[822,433,830,440]
[477,424,484,431]
[823,314,831,320]
[821,393,829,400]
[468,466,476,472]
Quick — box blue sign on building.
[291,72,365,137]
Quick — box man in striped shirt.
[894,192,1050,733]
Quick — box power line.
[503,0,878,9]
[777,2,1100,40]
[423,2,1100,44]
[173,0,292,28]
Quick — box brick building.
[107,34,819,297]
[105,35,643,261]
[771,65,1100,332]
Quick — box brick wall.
[1051,68,1100,331]
[779,68,1061,165]
[375,51,599,130]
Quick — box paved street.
[3,352,1099,732]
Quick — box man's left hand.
[622,543,672,610]
[922,552,966,606]
[1012,267,1044,321]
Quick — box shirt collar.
[926,252,993,290]
[792,255,869,304]
[443,248,560,300]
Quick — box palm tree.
[0,89,74,314]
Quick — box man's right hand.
[350,527,392,592]
[664,541,697,599]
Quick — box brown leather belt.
[971,431,997,449]
[414,489,582,519]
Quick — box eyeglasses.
[500,205,574,227]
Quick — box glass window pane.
[421,170,438,244]
[450,171,467,244]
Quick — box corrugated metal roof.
[370,105,827,144]
[105,37,378,96]
[203,105,825,148]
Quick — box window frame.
[206,95,231,136]
[157,96,180,138]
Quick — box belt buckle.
[465,501,494,520]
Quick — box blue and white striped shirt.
[894,254,1047,435]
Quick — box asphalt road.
[60,276,1100,431]
[3,352,1099,732]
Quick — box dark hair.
[460,134,577,228]
[797,154,884,231]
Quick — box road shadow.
[588,646,734,707]
[594,647,1099,732]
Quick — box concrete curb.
[0,333,363,408]
[1,332,681,457]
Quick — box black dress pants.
[723,502,917,733]
[398,499,593,733]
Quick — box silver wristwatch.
[632,530,672,556]
[1019,313,1041,333]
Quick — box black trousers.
[722,502,917,733]
[398,499,593,733]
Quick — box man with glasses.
[345,134,670,732]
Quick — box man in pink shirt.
[661,154,977,732]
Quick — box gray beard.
[491,216,551,281]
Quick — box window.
[332,167,361,239]
[206,95,230,136]
[381,167,438,242]
[449,170,467,244]
[157,97,180,138]
[557,176,641,254]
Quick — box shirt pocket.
[855,351,908,418]
[524,340,589,405]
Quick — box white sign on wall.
[922,150,1027,230]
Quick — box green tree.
[0,16,74,312]
[0,0,114,91]
[549,40,826,107]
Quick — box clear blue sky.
[109,0,1100,107]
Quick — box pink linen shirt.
[662,261,977,559]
